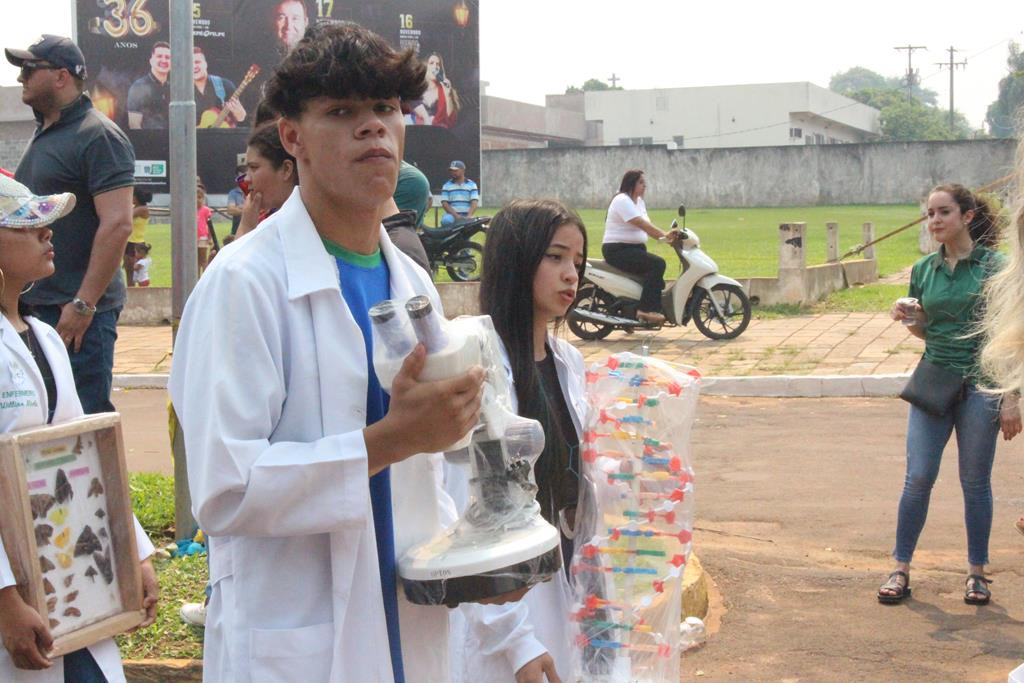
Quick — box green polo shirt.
[908,244,1003,382]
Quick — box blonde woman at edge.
[979,133,1024,536]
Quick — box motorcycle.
[418,216,490,281]
[569,205,751,341]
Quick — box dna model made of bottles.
[569,352,700,682]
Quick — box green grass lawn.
[144,204,923,285]
[142,204,923,302]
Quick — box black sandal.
[877,570,911,604]
[964,574,992,605]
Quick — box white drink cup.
[896,297,919,326]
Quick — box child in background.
[125,188,151,286]
[196,181,212,273]
[133,243,152,287]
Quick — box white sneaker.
[180,602,206,627]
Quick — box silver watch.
[71,297,97,316]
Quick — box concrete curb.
[114,373,911,397]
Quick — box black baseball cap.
[5,35,87,80]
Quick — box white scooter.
[569,206,751,341]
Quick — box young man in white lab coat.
[168,22,488,682]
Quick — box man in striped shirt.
[439,159,478,225]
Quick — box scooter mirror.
[678,205,686,217]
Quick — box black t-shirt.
[194,76,238,126]
[19,326,57,423]
[16,94,135,312]
[535,349,580,521]
[125,72,170,129]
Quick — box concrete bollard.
[826,222,839,262]
[861,222,875,260]
[778,222,806,303]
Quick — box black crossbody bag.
[900,358,965,416]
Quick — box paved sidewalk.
[114,312,923,377]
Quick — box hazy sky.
[1,1,1020,129]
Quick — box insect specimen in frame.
[95,508,106,519]
[43,577,55,595]
[93,547,114,584]
[49,507,68,525]
[56,552,72,569]
[74,525,102,557]
[63,607,81,617]
[55,468,73,504]
[98,527,108,540]
[48,618,59,629]
[72,436,83,454]
[63,575,74,588]
[64,590,78,603]
[88,477,104,497]
[34,524,53,547]
[53,527,70,549]
[84,566,98,582]
[30,493,55,520]
[39,556,54,573]
[46,596,57,613]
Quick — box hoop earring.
[20,281,34,295]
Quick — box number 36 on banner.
[87,0,158,40]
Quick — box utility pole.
[169,1,198,540]
[608,73,620,88]
[893,45,927,101]
[935,46,967,130]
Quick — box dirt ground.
[116,389,1024,681]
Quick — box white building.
[544,81,880,149]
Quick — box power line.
[894,45,927,101]
[934,46,967,129]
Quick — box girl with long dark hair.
[452,199,588,683]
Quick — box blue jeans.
[63,647,107,682]
[33,305,121,414]
[893,385,1000,566]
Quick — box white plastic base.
[399,516,561,606]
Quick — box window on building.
[642,137,653,145]
[790,127,802,139]
[805,135,813,145]
[828,137,837,144]
[673,135,685,148]
[814,133,825,144]
[656,94,669,112]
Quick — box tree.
[830,66,937,106]
[564,78,623,94]
[848,87,971,141]
[985,41,1024,137]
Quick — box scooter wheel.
[568,284,615,340]
[691,284,751,340]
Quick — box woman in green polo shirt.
[878,184,1021,606]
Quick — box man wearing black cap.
[6,35,135,415]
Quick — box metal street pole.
[169,0,198,540]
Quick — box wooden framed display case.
[0,413,144,656]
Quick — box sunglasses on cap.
[20,61,60,78]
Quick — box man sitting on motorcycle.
[440,159,478,226]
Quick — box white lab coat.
[449,334,587,683]
[0,314,155,683]
[168,187,457,683]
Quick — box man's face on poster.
[273,0,308,52]
[193,51,208,81]
[151,46,171,78]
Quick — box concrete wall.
[481,138,1017,208]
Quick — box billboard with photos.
[74,0,480,194]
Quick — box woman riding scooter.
[601,169,676,325]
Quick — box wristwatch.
[71,297,97,316]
